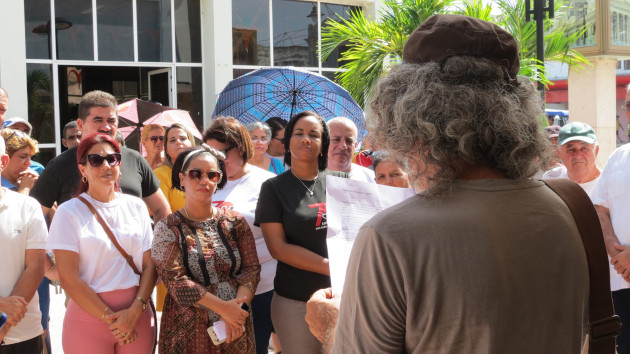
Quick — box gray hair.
[246,122,272,140]
[369,56,551,197]
[372,150,406,171]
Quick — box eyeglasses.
[251,137,270,144]
[185,169,223,184]
[6,130,28,141]
[273,137,284,144]
[150,136,164,142]
[82,153,122,167]
[622,102,630,112]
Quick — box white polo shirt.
[591,143,630,291]
[541,165,600,198]
[0,188,47,344]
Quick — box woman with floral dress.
[151,144,260,353]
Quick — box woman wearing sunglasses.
[48,133,157,353]
[246,122,285,175]
[205,117,280,354]
[152,144,260,353]
[140,124,165,170]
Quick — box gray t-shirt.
[333,179,589,353]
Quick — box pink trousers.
[63,286,155,354]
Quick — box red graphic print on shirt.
[309,202,326,227]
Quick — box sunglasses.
[82,153,122,167]
[150,136,164,142]
[186,169,223,184]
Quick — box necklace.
[183,206,215,221]
[291,170,318,197]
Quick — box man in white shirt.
[0,134,47,353]
[326,117,375,183]
[542,122,601,197]
[592,85,630,353]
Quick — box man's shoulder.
[48,147,78,167]
[1,188,41,209]
[121,146,145,161]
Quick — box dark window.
[321,3,360,68]
[138,0,172,62]
[273,0,318,67]
[177,67,204,131]
[174,0,201,63]
[24,0,52,59]
[97,0,134,61]
[233,0,271,66]
[26,64,55,144]
[55,0,94,60]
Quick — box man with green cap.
[542,122,601,196]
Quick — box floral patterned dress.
[152,208,261,354]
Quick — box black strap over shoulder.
[542,179,620,353]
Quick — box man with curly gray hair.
[306,14,590,353]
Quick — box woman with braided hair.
[151,144,260,353]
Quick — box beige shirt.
[333,179,589,353]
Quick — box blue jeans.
[252,290,274,354]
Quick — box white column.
[201,0,233,130]
[0,0,28,119]
[568,57,618,167]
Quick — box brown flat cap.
[403,14,520,82]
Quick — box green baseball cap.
[558,122,597,146]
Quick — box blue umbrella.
[213,67,367,138]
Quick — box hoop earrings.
[82,176,87,183]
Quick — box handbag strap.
[542,179,621,353]
[77,195,141,276]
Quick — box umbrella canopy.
[117,99,202,151]
[213,67,367,138]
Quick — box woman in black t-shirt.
[255,111,341,354]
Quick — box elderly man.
[30,90,169,221]
[542,122,601,196]
[306,15,590,353]
[592,85,630,353]
[326,117,375,182]
[0,87,8,124]
[0,135,47,352]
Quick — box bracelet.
[135,296,148,311]
[100,306,110,321]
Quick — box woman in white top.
[48,133,157,354]
[204,117,280,354]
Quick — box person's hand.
[17,170,38,191]
[106,307,142,345]
[217,297,248,328]
[611,243,630,282]
[0,296,28,326]
[0,324,11,342]
[305,288,341,343]
[221,317,245,343]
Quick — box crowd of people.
[2,13,630,354]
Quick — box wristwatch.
[136,296,147,311]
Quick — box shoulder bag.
[542,179,621,354]
[77,195,158,354]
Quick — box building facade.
[0,0,378,164]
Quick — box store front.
[1,0,375,165]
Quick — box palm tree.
[320,0,589,108]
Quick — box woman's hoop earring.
[82,176,87,183]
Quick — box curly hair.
[1,128,39,157]
[369,56,551,197]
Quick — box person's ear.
[0,154,9,169]
[77,119,84,134]
[595,145,600,156]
